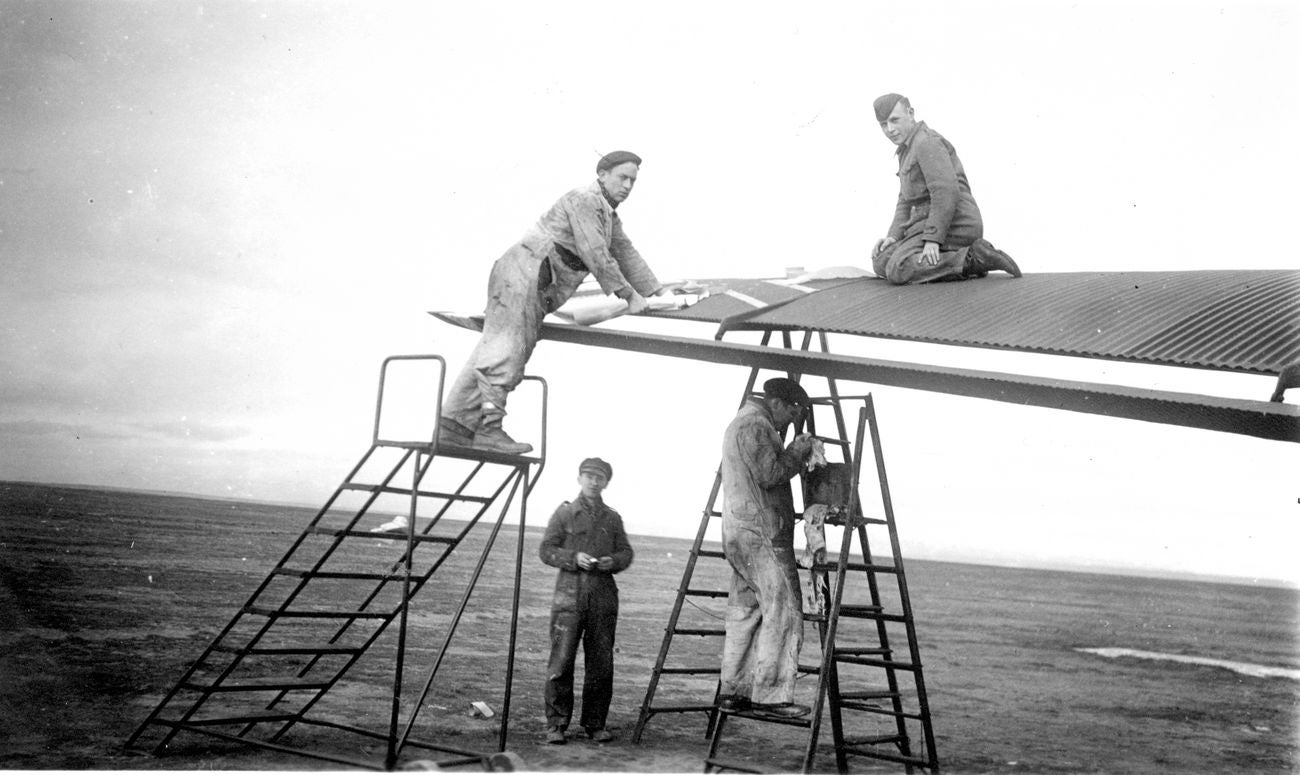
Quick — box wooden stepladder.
[632,332,939,773]
[126,355,547,771]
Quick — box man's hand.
[597,556,615,571]
[790,432,815,459]
[575,552,597,571]
[919,241,941,265]
[625,291,650,314]
[872,236,897,258]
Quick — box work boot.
[437,417,475,449]
[473,421,533,455]
[752,702,811,718]
[965,239,1022,278]
[545,726,566,745]
[718,695,752,713]
[584,727,614,743]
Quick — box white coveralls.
[718,397,806,705]
[442,181,662,431]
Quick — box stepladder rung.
[718,709,812,729]
[644,701,718,715]
[837,605,909,622]
[839,700,926,720]
[244,605,392,620]
[672,627,725,637]
[833,646,891,657]
[842,740,933,768]
[696,548,726,559]
[834,654,917,670]
[812,560,898,574]
[658,666,721,676]
[839,689,901,702]
[685,587,728,599]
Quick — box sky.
[1,0,1297,586]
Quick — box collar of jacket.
[575,492,605,510]
[593,179,621,210]
[894,120,929,158]
[744,395,778,426]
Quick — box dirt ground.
[2,482,1296,773]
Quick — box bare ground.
[1,482,1295,773]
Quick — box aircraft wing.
[431,269,1300,443]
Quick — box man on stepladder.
[717,378,817,718]
[539,457,634,745]
[438,151,669,454]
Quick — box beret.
[579,456,613,480]
[763,377,810,407]
[596,150,642,173]
[873,93,906,122]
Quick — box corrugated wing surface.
[697,271,1299,375]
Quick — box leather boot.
[437,417,475,448]
[473,419,533,455]
[965,239,1022,278]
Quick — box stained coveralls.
[719,398,806,705]
[873,121,985,285]
[442,182,663,432]
[539,493,634,733]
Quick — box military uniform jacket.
[887,121,983,246]
[539,494,634,607]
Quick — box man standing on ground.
[539,457,634,745]
[717,378,817,717]
[871,93,1023,284]
[439,152,668,454]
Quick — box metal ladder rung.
[673,627,725,637]
[644,702,718,715]
[834,646,891,657]
[839,689,901,701]
[834,655,917,670]
[839,701,925,720]
[842,744,932,768]
[721,709,813,728]
[305,526,457,543]
[155,711,298,726]
[685,588,728,598]
[658,666,721,675]
[271,568,407,581]
[813,560,898,574]
[845,733,908,747]
[244,606,391,620]
[212,643,365,656]
[338,482,496,503]
[181,677,331,692]
[837,605,908,622]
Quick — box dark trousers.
[544,590,618,731]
